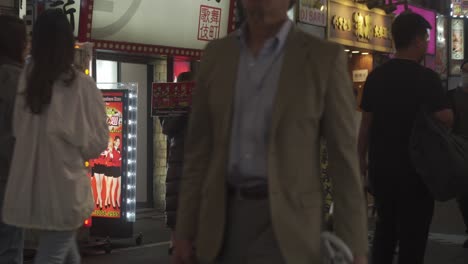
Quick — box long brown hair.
[26,9,75,114]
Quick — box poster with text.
[152,82,195,116]
[88,91,124,219]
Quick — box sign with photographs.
[452,19,464,60]
[452,0,468,17]
[152,82,195,117]
[88,91,125,219]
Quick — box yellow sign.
[353,12,372,41]
[328,0,393,53]
[332,15,352,31]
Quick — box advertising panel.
[152,82,195,117]
[88,91,125,219]
[452,19,464,61]
[452,0,468,17]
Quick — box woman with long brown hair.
[1,9,108,264]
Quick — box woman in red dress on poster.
[110,136,122,209]
[104,139,114,208]
[93,150,107,210]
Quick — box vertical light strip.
[125,83,138,222]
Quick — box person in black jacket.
[0,15,27,264]
[162,71,194,254]
[450,60,468,248]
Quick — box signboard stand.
[83,83,140,254]
[151,82,195,117]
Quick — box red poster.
[152,82,194,116]
[87,91,124,218]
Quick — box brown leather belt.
[227,184,269,200]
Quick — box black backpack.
[410,110,468,201]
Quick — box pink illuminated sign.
[394,5,436,55]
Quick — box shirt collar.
[237,19,293,53]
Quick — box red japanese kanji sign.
[198,5,222,41]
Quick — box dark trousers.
[457,193,468,234]
[215,196,285,264]
[371,184,434,264]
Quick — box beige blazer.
[176,26,368,263]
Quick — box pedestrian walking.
[1,9,108,264]
[450,60,468,248]
[358,13,453,264]
[162,71,194,255]
[172,0,368,263]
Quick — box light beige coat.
[2,69,108,231]
[176,27,368,263]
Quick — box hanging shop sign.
[328,0,393,53]
[394,5,436,55]
[436,15,448,79]
[299,0,327,27]
[89,0,232,51]
[452,19,464,60]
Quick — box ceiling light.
[352,51,360,54]
[345,49,350,52]
[362,52,369,55]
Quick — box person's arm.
[424,71,454,129]
[358,112,372,177]
[172,42,216,264]
[320,46,368,263]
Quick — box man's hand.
[353,255,368,264]
[171,239,196,264]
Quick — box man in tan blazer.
[172,0,368,263]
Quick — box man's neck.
[246,17,287,56]
[394,50,420,63]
